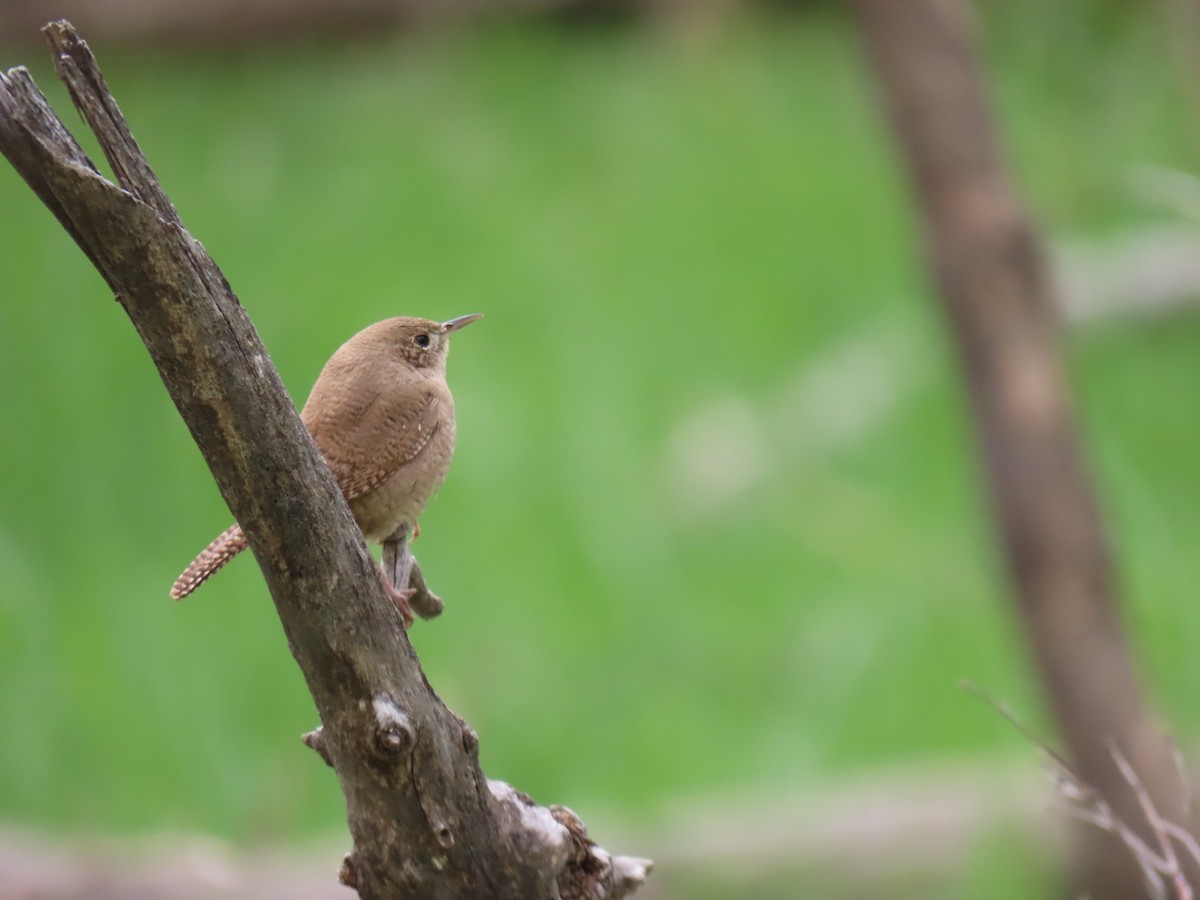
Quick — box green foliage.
[1,6,1197,895]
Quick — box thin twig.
[964,683,1195,900]
[1112,741,1193,900]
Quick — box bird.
[170,314,481,625]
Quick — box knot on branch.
[372,695,414,757]
[339,851,359,888]
[432,819,456,849]
[462,725,480,757]
[301,726,333,768]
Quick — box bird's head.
[376,314,482,372]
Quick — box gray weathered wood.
[0,21,649,900]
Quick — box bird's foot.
[386,582,417,629]
[412,521,421,540]
[377,562,416,628]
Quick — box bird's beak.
[442,313,483,334]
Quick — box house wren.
[170,314,481,625]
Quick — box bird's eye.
[414,334,431,348]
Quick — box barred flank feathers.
[170,523,248,600]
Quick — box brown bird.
[170,314,481,625]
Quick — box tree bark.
[0,21,649,900]
[847,1,1195,897]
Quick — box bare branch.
[0,22,647,900]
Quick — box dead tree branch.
[0,21,649,900]
[848,1,1197,896]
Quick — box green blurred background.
[2,1,1199,896]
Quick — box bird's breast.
[349,415,456,542]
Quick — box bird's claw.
[377,561,416,628]
[385,582,417,629]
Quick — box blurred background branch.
[850,0,1198,896]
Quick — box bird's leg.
[380,524,446,621]
[381,525,413,591]
[380,525,416,628]
[412,521,421,540]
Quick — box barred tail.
[170,523,248,600]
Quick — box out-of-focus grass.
[1,4,1198,896]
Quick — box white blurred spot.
[1055,225,1200,322]
[776,325,922,457]
[667,394,768,516]
[1126,164,1200,223]
[666,321,926,517]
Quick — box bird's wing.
[305,382,443,502]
